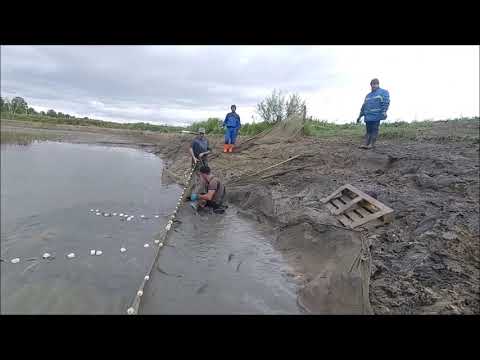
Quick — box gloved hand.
[190,193,199,201]
[356,117,361,124]
[382,113,387,120]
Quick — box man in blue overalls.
[223,105,241,153]
[357,78,390,149]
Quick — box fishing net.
[236,114,306,151]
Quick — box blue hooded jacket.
[224,112,241,128]
[359,88,390,122]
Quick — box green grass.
[3,111,478,142]
[189,118,274,136]
[1,112,183,133]
[303,117,479,141]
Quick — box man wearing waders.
[190,166,227,214]
[223,105,241,153]
[187,128,211,200]
[357,78,390,149]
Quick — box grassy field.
[2,113,478,143]
[1,112,183,133]
[303,119,434,138]
[303,117,479,141]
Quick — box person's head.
[199,165,211,181]
[370,78,380,91]
[198,128,206,137]
[231,104,236,113]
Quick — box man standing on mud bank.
[223,105,241,153]
[357,78,390,149]
[190,127,211,168]
[187,128,211,200]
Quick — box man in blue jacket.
[223,105,241,153]
[357,78,390,149]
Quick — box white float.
[120,247,127,253]
[67,253,76,259]
[11,258,20,264]
[95,250,103,256]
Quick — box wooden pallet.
[320,184,394,229]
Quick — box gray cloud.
[1,46,334,125]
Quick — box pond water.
[1,141,300,314]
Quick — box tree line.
[1,90,308,135]
[0,96,184,133]
[1,96,96,119]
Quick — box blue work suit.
[223,112,241,144]
[359,88,390,145]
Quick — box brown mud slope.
[149,120,480,315]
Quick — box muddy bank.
[3,119,479,314]
[149,123,479,315]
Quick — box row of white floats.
[90,209,162,221]
[7,240,164,264]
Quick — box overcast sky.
[1,45,478,126]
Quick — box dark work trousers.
[365,121,380,146]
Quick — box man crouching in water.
[190,166,227,213]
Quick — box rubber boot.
[360,133,371,149]
[370,132,378,149]
[223,144,228,153]
[228,144,234,153]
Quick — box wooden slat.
[350,209,391,228]
[323,183,395,229]
[356,206,394,225]
[340,195,355,203]
[344,184,393,213]
[357,204,393,223]
[320,185,347,203]
[337,214,352,227]
[331,199,344,209]
[363,202,379,213]
[333,196,364,215]
[355,207,373,217]
[345,210,363,223]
